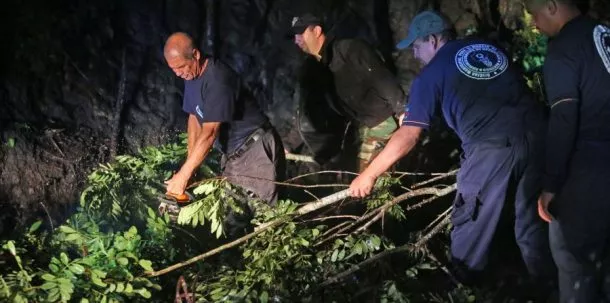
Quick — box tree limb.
[320,210,451,287]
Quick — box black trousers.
[549,146,610,303]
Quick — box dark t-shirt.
[402,39,539,146]
[182,58,267,154]
[542,15,610,192]
[320,38,405,127]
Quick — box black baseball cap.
[290,13,323,35]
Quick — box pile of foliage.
[0,133,470,302]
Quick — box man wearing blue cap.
[290,12,406,172]
[349,10,556,285]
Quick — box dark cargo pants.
[221,127,285,237]
[450,133,555,281]
[548,147,610,303]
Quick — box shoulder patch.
[454,44,509,80]
[593,24,610,74]
[195,105,204,119]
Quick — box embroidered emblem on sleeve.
[195,105,204,119]
[455,44,509,80]
[594,25,610,74]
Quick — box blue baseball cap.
[396,10,452,49]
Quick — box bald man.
[527,0,610,301]
[163,32,285,235]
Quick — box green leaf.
[7,137,15,148]
[312,229,320,237]
[300,238,310,247]
[81,298,90,303]
[49,263,60,272]
[331,250,338,262]
[117,257,129,266]
[48,288,60,302]
[41,273,56,281]
[136,288,152,299]
[108,283,116,292]
[68,263,85,275]
[215,223,223,239]
[260,291,269,303]
[4,241,17,256]
[92,276,107,287]
[65,233,81,242]
[338,249,346,261]
[139,260,153,272]
[59,226,77,234]
[116,282,125,293]
[124,283,133,294]
[59,281,73,293]
[41,282,57,290]
[29,220,43,233]
[60,252,70,265]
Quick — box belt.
[226,122,271,161]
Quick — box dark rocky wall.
[1,0,608,236]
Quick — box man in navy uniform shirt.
[349,10,555,285]
[527,0,610,301]
[163,32,285,231]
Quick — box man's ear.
[313,25,323,38]
[193,48,201,61]
[547,0,558,15]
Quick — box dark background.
[1,0,608,236]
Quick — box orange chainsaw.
[150,182,195,219]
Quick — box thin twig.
[285,170,359,183]
[427,253,463,288]
[39,202,54,231]
[301,215,360,223]
[410,169,458,189]
[45,132,65,157]
[303,189,320,201]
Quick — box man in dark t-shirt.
[527,0,610,301]
[348,10,556,287]
[163,33,285,232]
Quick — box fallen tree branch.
[317,185,456,245]
[320,210,451,287]
[147,189,353,277]
[356,185,456,233]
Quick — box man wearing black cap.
[290,13,406,172]
[348,10,556,286]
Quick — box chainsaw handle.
[165,192,191,203]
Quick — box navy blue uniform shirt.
[542,15,610,193]
[182,58,267,154]
[402,38,538,146]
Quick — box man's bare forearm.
[187,115,200,157]
[362,125,421,178]
[180,122,220,178]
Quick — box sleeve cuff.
[542,174,564,193]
